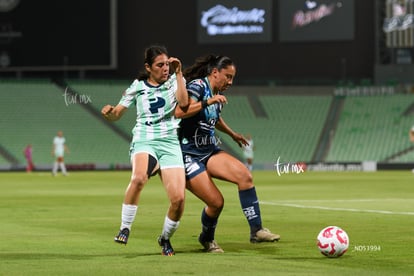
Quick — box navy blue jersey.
[178,77,223,155]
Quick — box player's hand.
[101,105,115,121]
[168,57,182,74]
[209,94,227,105]
[101,105,114,115]
[232,133,249,147]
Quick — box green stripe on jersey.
[119,73,181,141]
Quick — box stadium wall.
[1,0,377,85]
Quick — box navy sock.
[200,208,218,242]
[239,187,262,235]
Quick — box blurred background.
[1,0,414,171]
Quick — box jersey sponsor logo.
[148,97,166,114]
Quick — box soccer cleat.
[158,236,175,256]
[114,228,130,245]
[199,238,224,253]
[250,228,281,243]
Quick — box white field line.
[265,198,413,203]
[261,200,414,216]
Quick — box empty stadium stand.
[65,79,136,136]
[221,95,332,167]
[0,79,130,170]
[2,79,414,170]
[326,95,414,162]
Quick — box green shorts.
[129,137,184,169]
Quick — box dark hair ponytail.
[184,54,234,82]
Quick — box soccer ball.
[317,226,349,258]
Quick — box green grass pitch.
[1,170,413,275]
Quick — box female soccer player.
[242,133,255,171]
[52,131,69,176]
[24,144,34,173]
[175,54,280,253]
[101,45,188,256]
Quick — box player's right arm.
[101,104,127,122]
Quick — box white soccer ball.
[317,226,349,258]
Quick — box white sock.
[120,204,138,230]
[161,216,180,240]
[60,162,67,174]
[52,162,58,174]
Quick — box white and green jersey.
[119,73,182,141]
[53,136,66,157]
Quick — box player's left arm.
[216,117,249,147]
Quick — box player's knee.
[172,194,185,207]
[237,168,253,189]
[170,195,185,215]
[130,172,148,190]
[208,202,224,216]
[209,198,224,215]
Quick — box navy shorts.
[181,145,222,180]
